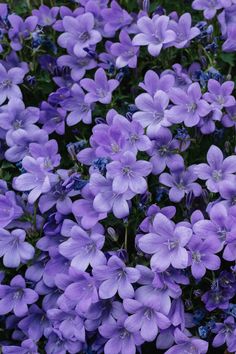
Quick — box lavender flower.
[80,68,119,104]
[166,82,211,127]
[111,30,139,69]
[192,0,223,19]
[0,228,34,268]
[106,151,152,194]
[195,145,236,193]
[0,275,38,316]
[93,255,140,299]
[32,5,59,27]
[0,63,25,104]
[138,213,192,271]
[133,15,176,56]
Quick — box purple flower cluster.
[0,0,235,353]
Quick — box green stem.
[124,224,128,250]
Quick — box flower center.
[153,111,164,122]
[192,251,201,263]
[186,102,197,113]
[0,79,12,89]
[122,166,132,176]
[212,169,222,181]
[78,31,90,42]
[119,329,130,339]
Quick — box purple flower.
[106,151,152,194]
[0,99,39,145]
[203,79,235,109]
[18,304,49,341]
[165,328,208,354]
[89,173,134,218]
[0,191,22,228]
[212,316,236,348]
[133,90,170,136]
[133,15,176,56]
[64,268,98,312]
[8,14,38,51]
[166,82,211,127]
[111,30,139,69]
[57,52,97,81]
[99,315,143,354]
[187,235,221,279]
[147,127,184,175]
[198,108,222,134]
[222,104,236,128]
[39,101,66,135]
[0,275,38,316]
[72,184,107,229]
[80,68,119,104]
[0,63,25,104]
[192,0,223,19]
[5,129,48,163]
[13,156,58,204]
[169,13,200,48]
[0,228,34,268]
[222,27,236,52]
[139,70,175,95]
[101,1,133,35]
[61,84,92,126]
[159,163,202,202]
[138,213,192,271]
[123,298,170,342]
[58,13,102,57]
[93,255,140,299]
[202,286,234,311]
[2,339,38,354]
[195,145,236,192]
[32,5,59,27]
[59,224,106,271]
[193,203,235,253]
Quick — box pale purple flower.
[0,99,39,145]
[133,90,170,136]
[0,191,22,228]
[198,108,222,134]
[222,26,236,52]
[222,104,236,128]
[159,164,202,202]
[111,30,139,69]
[8,14,38,51]
[133,15,176,56]
[195,145,236,193]
[212,316,236,349]
[138,213,192,271]
[0,275,38,316]
[0,63,25,104]
[101,1,133,35]
[58,13,102,57]
[203,79,235,109]
[139,70,175,95]
[165,328,208,354]
[124,298,170,342]
[89,173,134,218]
[192,0,223,19]
[13,156,58,204]
[72,184,107,229]
[166,82,211,127]
[64,269,98,312]
[39,101,66,135]
[93,255,140,299]
[147,127,184,175]
[106,151,152,194]
[169,13,200,48]
[62,83,92,126]
[57,52,97,81]
[80,68,119,104]
[18,304,49,341]
[0,228,34,268]
[59,224,106,271]
[2,339,38,354]
[99,316,143,354]
[187,234,221,279]
[5,129,48,163]
[28,139,61,170]
[32,5,59,27]
[193,203,235,252]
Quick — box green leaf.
[220,53,236,66]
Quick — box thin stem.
[124,224,128,250]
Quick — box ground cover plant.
[0,0,236,353]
